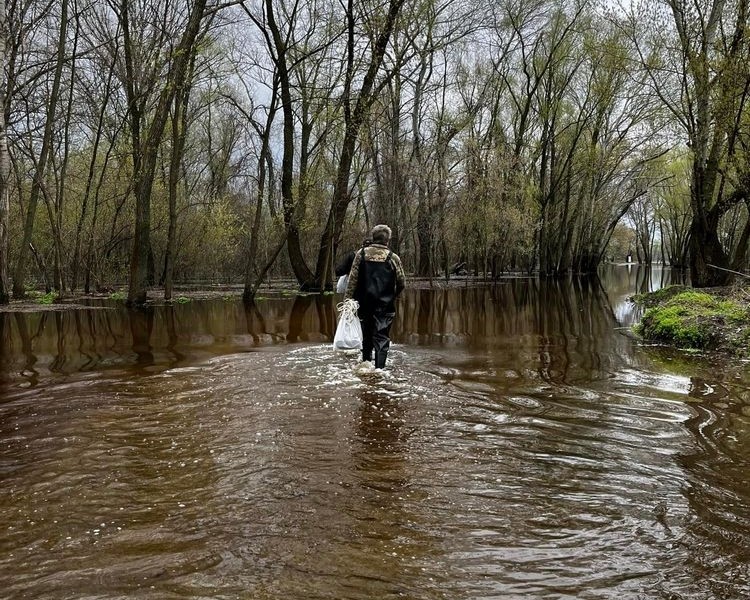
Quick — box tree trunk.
[242,75,284,301]
[688,157,734,286]
[46,14,79,299]
[84,130,118,294]
[310,0,406,291]
[663,0,748,286]
[73,28,117,292]
[416,200,432,276]
[124,0,208,305]
[689,213,731,287]
[257,0,314,288]
[163,56,194,301]
[729,202,750,272]
[0,0,9,304]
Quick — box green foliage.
[36,291,59,305]
[448,137,538,274]
[152,194,245,283]
[175,296,191,304]
[109,291,126,301]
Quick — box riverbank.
[632,284,750,357]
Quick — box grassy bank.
[632,285,750,356]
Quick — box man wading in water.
[344,224,406,369]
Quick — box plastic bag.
[333,299,362,350]
[336,274,348,294]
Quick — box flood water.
[1,266,749,599]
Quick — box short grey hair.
[371,224,392,245]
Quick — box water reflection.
[0,267,690,389]
[398,276,640,386]
[1,266,750,599]
[286,293,335,343]
[129,306,155,368]
[165,305,186,363]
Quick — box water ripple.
[2,344,750,599]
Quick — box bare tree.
[310,0,408,291]
[241,76,288,301]
[70,18,120,292]
[241,0,317,287]
[11,0,68,299]
[112,0,209,304]
[162,55,196,301]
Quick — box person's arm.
[393,254,406,297]
[344,250,362,300]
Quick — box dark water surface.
[1,267,749,599]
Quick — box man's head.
[371,224,392,246]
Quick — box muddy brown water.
[1,267,749,599]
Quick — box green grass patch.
[636,289,749,352]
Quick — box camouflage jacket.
[344,243,405,313]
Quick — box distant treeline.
[0,0,748,304]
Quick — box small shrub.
[109,291,126,301]
[37,291,59,305]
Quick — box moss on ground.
[634,286,750,356]
[631,284,689,307]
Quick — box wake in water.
[280,343,436,401]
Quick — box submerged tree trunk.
[163,56,194,301]
[163,97,183,301]
[689,202,731,287]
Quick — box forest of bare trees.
[0,0,748,305]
